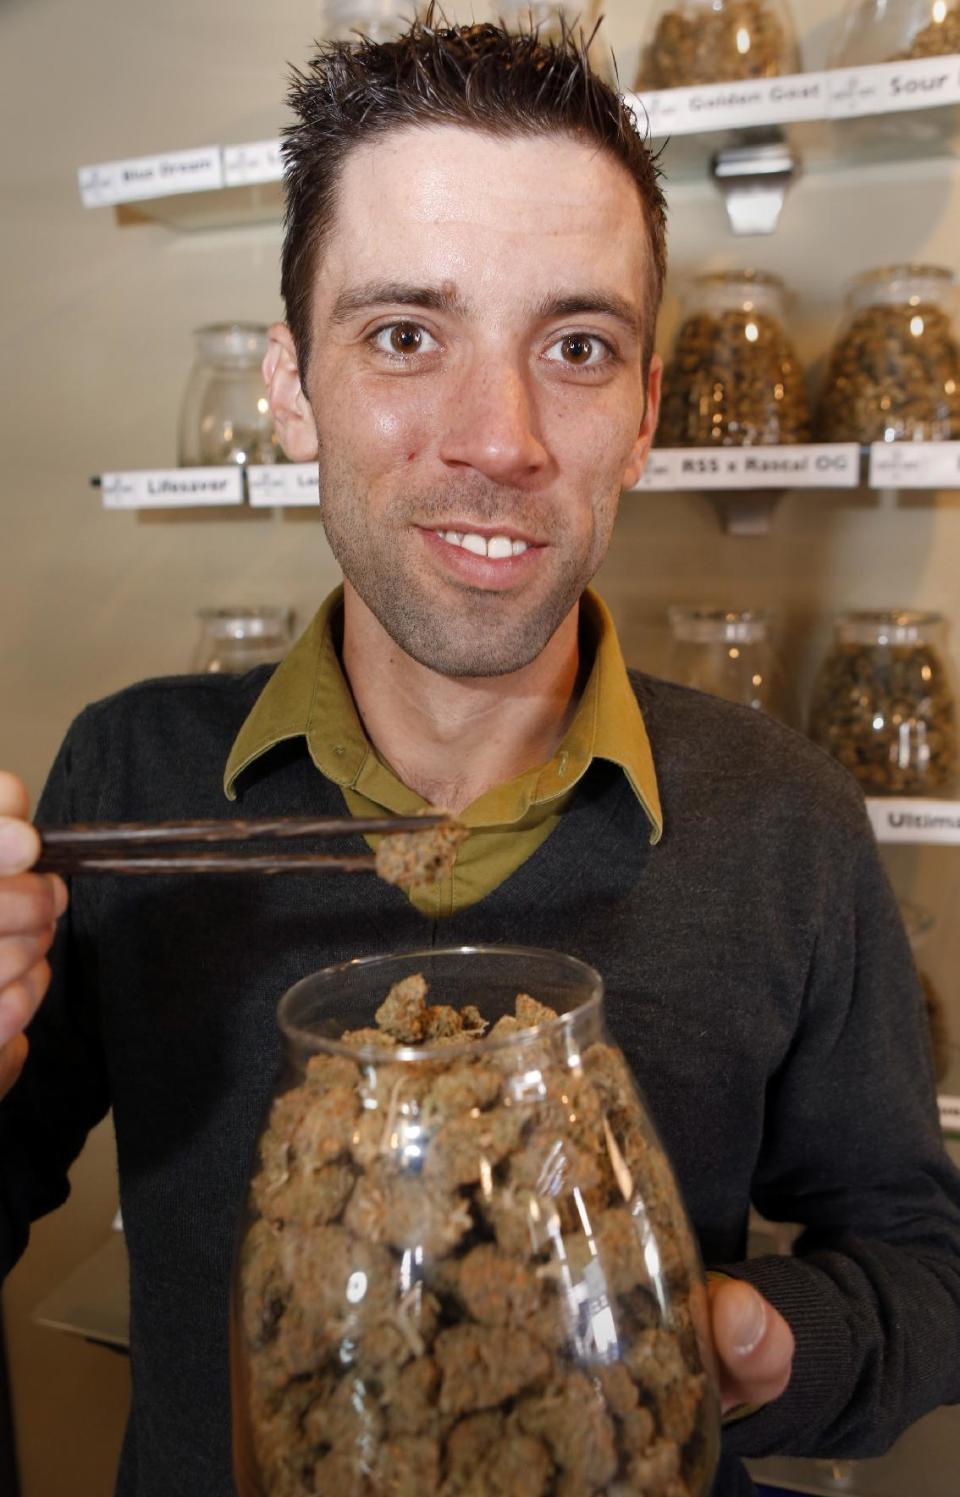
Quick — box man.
[1,17,958,1497]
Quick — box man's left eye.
[544,334,611,368]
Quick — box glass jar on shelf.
[191,607,295,674]
[636,0,801,90]
[817,265,960,445]
[828,1,960,150]
[231,947,720,1497]
[666,607,785,715]
[808,610,958,795]
[322,0,410,43]
[899,899,951,1082]
[658,271,811,447]
[178,324,284,467]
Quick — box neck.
[340,583,583,814]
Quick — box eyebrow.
[328,281,643,338]
[329,282,467,323]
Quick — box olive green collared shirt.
[224,587,662,917]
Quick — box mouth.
[416,523,546,589]
[418,522,544,560]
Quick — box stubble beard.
[316,460,615,679]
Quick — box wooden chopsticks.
[35,814,455,877]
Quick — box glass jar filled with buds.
[659,271,811,447]
[178,324,284,467]
[830,0,960,67]
[809,610,958,795]
[232,948,720,1497]
[666,607,785,715]
[818,266,960,445]
[828,2,960,150]
[636,0,801,89]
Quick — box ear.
[620,353,663,492]
[263,323,319,462]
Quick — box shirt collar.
[223,585,662,844]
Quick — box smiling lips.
[433,529,530,558]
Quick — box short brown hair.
[280,10,667,377]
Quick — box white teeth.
[434,529,530,559]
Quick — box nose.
[437,355,550,488]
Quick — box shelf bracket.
[711,134,799,236]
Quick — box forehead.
[316,124,652,312]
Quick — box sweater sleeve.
[0,718,111,1278]
[719,810,960,1462]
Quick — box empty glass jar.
[659,271,811,447]
[232,947,719,1496]
[818,266,960,445]
[637,0,801,89]
[178,324,284,467]
[666,607,784,714]
[191,608,295,674]
[809,610,958,794]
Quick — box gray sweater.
[2,665,959,1497]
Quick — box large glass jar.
[191,607,295,674]
[178,324,284,467]
[232,948,719,1497]
[817,266,960,444]
[666,607,784,714]
[659,271,812,447]
[809,610,958,794]
[900,900,951,1082]
[322,0,410,42]
[636,0,801,89]
[828,2,960,150]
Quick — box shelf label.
[78,147,223,208]
[829,55,960,121]
[940,1096,960,1137]
[633,72,829,138]
[632,444,860,492]
[867,797,960,846]
[869,441,960,490]
[222,139,284,188]
[247,464,320,507]
[101,468,243,509]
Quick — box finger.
[0,958,51,1049]
[0,873,66,935]
[0,816,41,875]
[0,929,54,991]
[0,772,30,820]
[0,1033,29,1100]
[711,1280,795,1413]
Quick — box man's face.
[278,125,661,677]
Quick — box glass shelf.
[76,56,960,232]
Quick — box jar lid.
[835,609,944,646]
[197,606,292,639]
[194,323,269,366]
[668,606,773,644]
[684,270,788,318]
[846,265,957,312]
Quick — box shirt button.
[333,744,345,757]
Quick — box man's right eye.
[370,322,440,356]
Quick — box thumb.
[710,1278,794,1414]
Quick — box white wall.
[1,1,958,1490]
